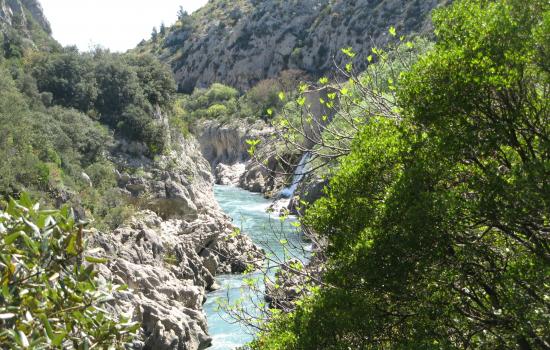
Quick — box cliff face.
[0,0,57,53]
[93,132,264,350]
[140,0,447,92]
[0,0,51,34]
[197,120,290,196]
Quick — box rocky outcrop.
[140,0,448,92]
[238,153,288,196]
[289,174,329,215]
[20,0,50,33]
[215,162,245,186]
[92,208,263,350]
[197,120,271,169]
[197,120,289,195]
[112,134,216,220]
[90,134,264,350]
[0,0,51,34]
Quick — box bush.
[0,195,138,348]
[30,50,175,154]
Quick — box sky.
[39,0,208,52]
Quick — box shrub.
[0,195,138,348]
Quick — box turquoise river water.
[205,185,307,349]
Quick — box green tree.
[31,49,98,112]
[251,0,549,348]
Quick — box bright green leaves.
[0,196,137,348]
[84,256,109,264]
[246,138,262,156]
[389,26,397,37]
[341,47,356,58]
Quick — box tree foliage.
[251,0,549,348]
[30,48,175,153]
[0,44,175,229]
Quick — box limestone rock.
[197,120,288,195]
[90,134,264,349]
[197,119,272,169]
[91,207,263,350]
[289,175,329,215]
[239,153,287,196]
[0,0,51,35]
[215,163,246,186]
[140,0,448,92]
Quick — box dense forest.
[0,0,548,348]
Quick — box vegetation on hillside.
[250,0,549,348]
[0,27,177,230]
[30,48,174,153]
[0,9,181,348]
[173,69,305,130]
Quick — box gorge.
[1,0,547,349]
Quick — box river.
[205,185,307,349]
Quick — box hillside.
[1,0,547,349]
[0,0,57,53]
[137,0,448,92]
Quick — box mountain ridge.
[138,0,449,92]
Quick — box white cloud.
[39,0,208,52]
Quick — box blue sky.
[40,0,208,52]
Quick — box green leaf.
[4,232,21,244]
[40,315,54,340]
[85,256,108,264]
[389,26,397,37]
[341,47,356,58]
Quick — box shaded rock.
[239,153,288,196]
[289,175,329,215]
